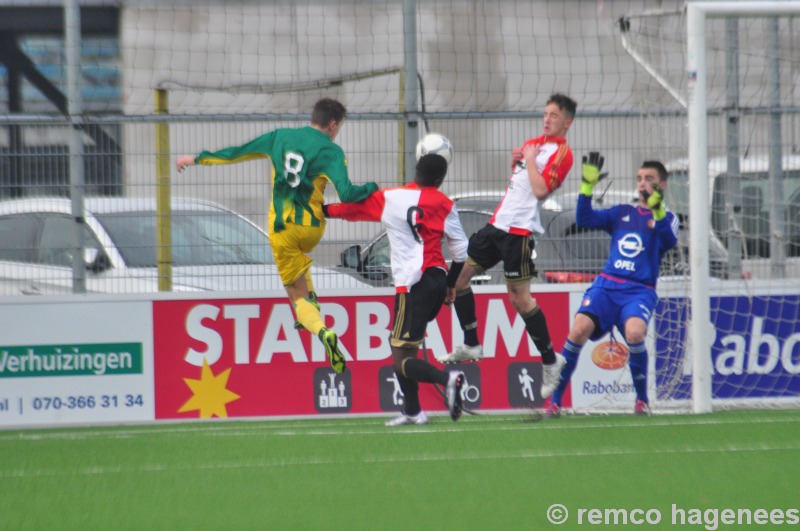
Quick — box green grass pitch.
[1,409,798,530]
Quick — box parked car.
[0,197,372,295]
[337,188,727,286]
[666,155,800,261]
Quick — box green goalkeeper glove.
[647,182,667,221]
[580,151,607,196]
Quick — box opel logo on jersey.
[618,233,645,258]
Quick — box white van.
[666,155,800,278]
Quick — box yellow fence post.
[154,89,172,291]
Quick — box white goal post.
[687,1,800,413]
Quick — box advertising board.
[655,294,800,402]
[0,299,154,426]
[2,286,798,428]
[152,290,570,419]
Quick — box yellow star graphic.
[178,359,240,418]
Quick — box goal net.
[614,2,800,413]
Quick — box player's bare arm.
[176,155,196,173]
[522,143,551,199]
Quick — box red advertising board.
[153,290,570,419]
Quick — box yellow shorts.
[269,223,325,287]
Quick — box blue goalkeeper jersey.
[577,194,679,287]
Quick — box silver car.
[0,197,372,295]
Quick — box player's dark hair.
[547,93,577,120]
[415,154,448,188]
[641,160,669,181]
[312,98,347,126]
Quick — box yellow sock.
[295,297,325,336]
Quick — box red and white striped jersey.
[326,183,468,292]
[489,135,573,236]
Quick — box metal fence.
[0,105,798,295]
[2,0,800,294]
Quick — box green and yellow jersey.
[195,126,378,233]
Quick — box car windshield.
[95,210,275,267]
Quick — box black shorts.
[390,268,447,349]
[467,224,537,283]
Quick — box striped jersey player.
[326,174,468,294]
[442,93,578,402]
[490,132,573,237]
[326,154,470,426]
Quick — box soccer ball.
[415,133,454,166]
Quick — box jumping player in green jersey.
[177,98,378,374]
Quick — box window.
[10,36,121,113]
[95,210,274,268]
[670,164,800,260]
[38,215,101,267]
[364,234,391,268]
[0,216,38,262]
[713,170,800,258]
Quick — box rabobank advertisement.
[655,294,800,402]
[554,289,800,412]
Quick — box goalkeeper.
[176,98,378,375]
[545,154,678,418]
